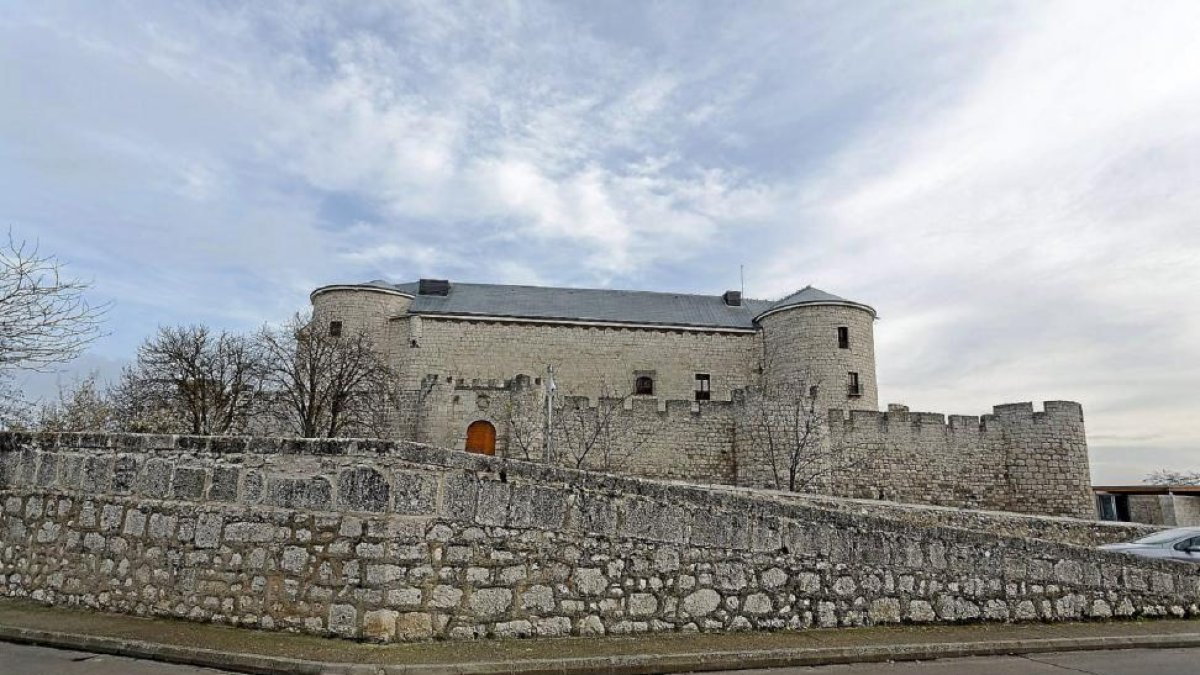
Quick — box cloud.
[3,1,1198,482]
[763,0,1200,482]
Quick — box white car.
[1099,526,1200,563]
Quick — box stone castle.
[312,278,1094,519]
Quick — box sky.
[3,0,1199,483]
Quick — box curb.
[2,625,1200,675]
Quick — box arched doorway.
[465,420,496,455]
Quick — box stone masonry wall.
[758,304,878,414]
[735,402,1095,519]
[705,489,1160,548]
[404,317,759,404]
[1,433,1196,643]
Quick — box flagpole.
[544,365,555,463]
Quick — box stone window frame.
[694,373,711,401]
[633,370,656,396]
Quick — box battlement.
[829,400,1084,435]
[554,394,736,417]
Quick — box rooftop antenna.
[740,264,745,296]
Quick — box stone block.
[266,477,332,510]
[476,481,510,526]
[243,470,264,503]
[575,495,618,536]
[329,604,357,637]
[439,472,478,521]
[172,467,206,501]
[429,585,463,610]
[620,499,688,543]
[337,466,390,512]
[869,598,901,623]
[194,513,224,549]
[393,471,437,515]
[208,467,239,502]
[112,455,139,494]
[468,588,512,619]
[628,593,659,617]
[396,612,434,640]
[35,453,58,487]
[681,589,721,617]
[363,609,397,642]
[574,568,608,596]
[521,585,555,614]
[494,620,532,638]
[504,484,563,529]
[139,459,172,498]
[281,546,308,574]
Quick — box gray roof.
[326,280,872,330]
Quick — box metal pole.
[544,365,554,463]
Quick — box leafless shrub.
[1145,469,1200,486]
[36,372,117,432]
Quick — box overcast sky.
[4,1,1199,483]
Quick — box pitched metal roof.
[317,280,872,330]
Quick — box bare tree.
[121,325,266,435]
[258,313,401,438]
[36,372,116,432]
[108,365,184,433]
[499,375,544,461]
[551,378,662,471]
[1146,469,1200,486]
[743,363,864,493]
[0,232,106,373]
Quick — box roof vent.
[418,278,451,296]
[722,290,742,306]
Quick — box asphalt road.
[0,641,235,674]
[2,642,1198,674]
[714,647,1200,674]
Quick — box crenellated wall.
[731,400,1093,519]
[0,433,1194,643]
[409,380,1092,517]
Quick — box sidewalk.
[2,598,1199,675]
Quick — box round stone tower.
[756,286,878,413]
[309,281,414,360]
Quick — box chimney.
[722,290,742,306]
[418,279,451,296]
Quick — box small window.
[695,374,710,401]
[635,376,654,396]
[837,326,850,349]
[847,372,861,397]
[329,320,343,337]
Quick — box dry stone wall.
[1,433,1196,643]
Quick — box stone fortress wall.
[411,377,1094,518]
[311,284,1094,520]
[0,433,1195,643]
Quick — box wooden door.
[465,421,496,455]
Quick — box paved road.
[2,642,1197,674]
[714,647,1200,674]
[0,641,235,674]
